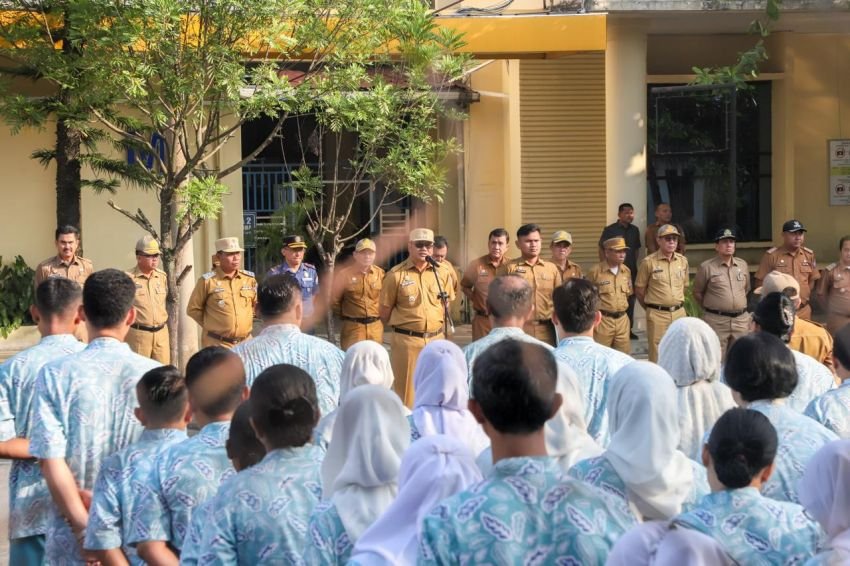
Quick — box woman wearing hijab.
[408,340,490,457]
[313,341,396,449]
[569,361,710,521]
[305,386,409,564]
[799,439,850,565]
[724,331,837,503]
[658,317,736,461]
[805,324,850,438]
[348,435,482,566]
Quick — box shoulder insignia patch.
[240,269,255,277]
[803,247,814,254]
[303,262,316,269]
[826,262,837,271]
[766,247,778,254]
[202,271,216,280]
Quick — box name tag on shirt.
[213,287,225,293]
[515,268,527,274]
[401,280,415,287]
[599,280,611,286]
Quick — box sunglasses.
[413,241,434,249]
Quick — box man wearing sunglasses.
[126,235,170,363]
[380,228,455,407]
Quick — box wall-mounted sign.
[829,139,850,206]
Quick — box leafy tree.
[81,0,467,362]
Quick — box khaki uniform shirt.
[693,255,750,312]
[381,259,455,333]
[502,258,563,321]
[127,267,168,327]
[333,264,385,319]
[755,246,819,305]
[186,268,257,339]
[636,251,689,306]
[460,254,509,315]
[645,222,686,254]
[587,262,632,313]
[789,318,834,371]
[34,255,94,287]
[819,263,850,316]
[554,260,583,282]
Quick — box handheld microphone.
[425,256,439,268]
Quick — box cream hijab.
[798,439,850,558]
[658,318,736,461]
[321,385,410,541]
[605,361,697,521]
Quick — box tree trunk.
[323,253,337,344]
[54,110,82,238]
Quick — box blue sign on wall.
[127,133,168,170]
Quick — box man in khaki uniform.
[586,237,632,354]
[549,230,583,282]
[187,237,257,348]
[817,235,850,335]
[125,236,170,363]
[503,223,563,346]
[332,238,385,350]
[756,270,834,373]
[380,228,455,407]
[693,227,750,358]
[645,203,686,255]
[755,219,819,321]
[432,235,460,297]
[461,228,510,340]
[636,224,689,362]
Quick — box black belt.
[393,327,444,339]
[207,332,248,345]
[131,322,167,332]
[645,303,684,312]
[600,310,627,319]
[532,319,552,325]
[704,307,747,318]
[474,309,488,317]
[341,316,381,324]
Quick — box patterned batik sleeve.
[305,503,352,566]
[84,455,124,551]
[180,497,216,566]
[126,458,171,546]
[0,360,16,441]
[28,365,67,459]
[418,508,456,566]
[196,498,239,565]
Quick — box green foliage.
[176,176,230,224]
[684,277,703,318]
[0,256,34,338]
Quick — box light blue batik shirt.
[747,400,838,504]
[787,350,836,413]
[418,456,637,565]
[672,487,822,565]
[180,474,239,566]
[84,428,187,565]
[233,324,343,417]
[29,337,160,565]
[804,380,850,439]
[462,326,553,387]
[304,502,353,565]
[127,421,234,551]
[0,334,85,540]
[554,336,634,444]
[568,454,710,519]
[196,445,324,565]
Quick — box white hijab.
[476,361,602,475]
[657,318,736,461]
[315,342,398,447]
[321,385,410,541]
[605,361,697,521]
[350,435,483,566]
[411,340,490,456]
[608,521,733,566]
[798,439,850,556]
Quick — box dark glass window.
[647,82,772,243]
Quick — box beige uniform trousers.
[702,311,750,359]
[340,320,384,351]
[646,308,686,362]
[126,326,171,364]
[472,314,492,341]
[390,331,443,408]
[594,315,631,354]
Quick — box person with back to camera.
[805,323,850,438]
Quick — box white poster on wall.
[829,139,850,206]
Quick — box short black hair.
[433,235,448,249]
[488,228,509,242]
[832,323,850,371]
[250,364,318,449]
[708,408,778,489]
[553,279,599,334]
[725,333,798,402]
[472,339,557,434]
[617,203,634,212]
[753,292,796,343]
[486,275,532,320]
[55,225,80,240]
[655,202,670,211]
[35,278,82,318]
[258,274,301,318]
[516,224,541,239]
[136,365,188,424]
[227,402,266,471]
[185,347,246,416]
[840,235,850,250]
[82,269,136,329]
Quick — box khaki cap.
[409,228,435,243]
[603,237,629,251]
[215,237,244,253]
[136,235,161,255]
[355,238,376,252]
[754,270,800,296]
[657,224,681,238]
[551,231,573,245]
